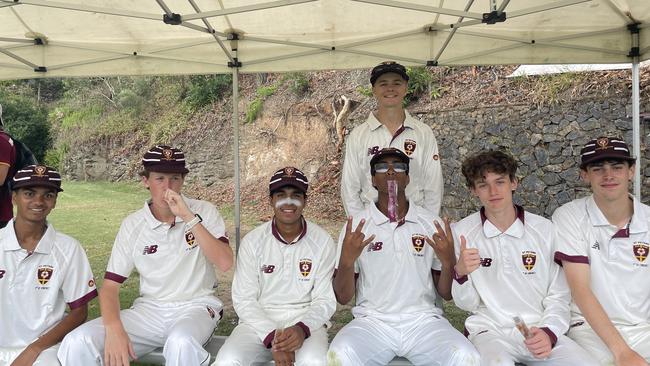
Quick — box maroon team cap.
[580,137,636,168]
[142,145,189,174]
[269,167,308,194]
[370,61,409,85]
[12,165,63,192]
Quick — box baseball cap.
[370,61,409,86]
[12,165,63,192]
[269,167,308,195]
[580,136,636,168]
[142,145,189,174]
[370,147,410,174]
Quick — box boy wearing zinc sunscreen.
[214,167,336,366]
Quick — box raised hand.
[426,218,456,268]
[454,236,481,276]
[339,217,375,268]
[163,189,193,221]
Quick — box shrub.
[0,93,51,162]
[285,72,309,96]
[184,74,232,110]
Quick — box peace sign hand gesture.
[340,217,376,268]
[425,218,456,268]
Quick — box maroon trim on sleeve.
[540,327,558,348]
[431,269,441,276]
[553,252,589,266]
[104,271,128,283]
[263,330,276,349]
[332,269,359,279]
[68,289,98,310]
[453,268,468,284]
[295,322,311,339]
[217,236,230,245]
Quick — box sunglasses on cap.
[374,162,408,174]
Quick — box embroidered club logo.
[34,165,47,176]
[284,167,295,176]
[185,232,196,247]
[633,242,649,262]
[412,234,426,253]
[522,251,537,271]
[88,279,95,287]
[162,148,174,160]
[596,138,610,150]
[37,265,54,285]
[299,259,312,277]
[404,139,417,156]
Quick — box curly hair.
[461,150,518,188]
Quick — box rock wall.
[421,97,650,220]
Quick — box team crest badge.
[34,165,47,176]
[596,137,609,150]
[185,231,196,247]
[37,265,54,285]
[284,167,295,176]
[299,259,312,277]
[522,251,537,271]
[404,139,416,156]
[412,234,426,253]
[633,242,649,262]
[162,148,174,160]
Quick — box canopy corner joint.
[34,66,47,73]
[482,11,506,25]
[163,13,182,25]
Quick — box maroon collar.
[271,216,308,245]
[480,205,525,226]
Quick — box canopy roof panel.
[0,0,648,78]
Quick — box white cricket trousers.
[213,323,328,366]
[0,345,60,366]
[327,312,480,366]
[470,326,599,366]
[567,321,650,365]
[58,297,221,366]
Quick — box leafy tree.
[0,93,51,162]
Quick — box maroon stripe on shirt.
[540,327,558,348]
[104,271,128,283]
[218,236,230,245]
[68,289,98,309]
[554,251,589,266]
[389,124,406,144]
[295,321,311,339]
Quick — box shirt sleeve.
[419,127,443,216]
[340,128,366,217]
[0,134,14,167]
[539,225,571,341]
[552,205,589,264]
[63,239,98,309]
[297,234,337,333]
[231,234,277,344]
[450,224,481,311]
[105,219,135,283]
[196,201,229,244]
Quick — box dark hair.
[581,158,633,171]
[139,169,187,179]
[461,150,518,188]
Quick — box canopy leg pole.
[632,58,641,200]
[232,62,241,254]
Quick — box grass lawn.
[47,181,469,364]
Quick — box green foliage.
[184,74,232,110]
[0,92,51,161]
[54,105,104,130]
[284,72,309,96]
[43,143,69,171]
[513,72,585,105]
[246,84,279,123]
[356,85,373,97]
[404,66,433,106]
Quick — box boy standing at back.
[553,137,650,366]
[452,150,597,366]
[59,145,233,366]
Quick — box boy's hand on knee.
[104,325,136,366]
[272,325,306,352]
[523,327,552,359]
[271,350,295,366]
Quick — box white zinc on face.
[274,197,303,209]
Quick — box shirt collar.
[480,205,525,239]
[271,216,308,245]
[367,110,415,132]
[143,197,185,229]
[369,202,416,227]
[1,219,54,254]
[586,194,646,238]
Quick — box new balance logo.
[480,258,493,267]
[142,245,158,255]
[261,265,275,274]
[367,242,383,252]
[0,269,5,279]
[367,146,380,156]
[592,242,600,250]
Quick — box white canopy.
[1,0,649,79]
